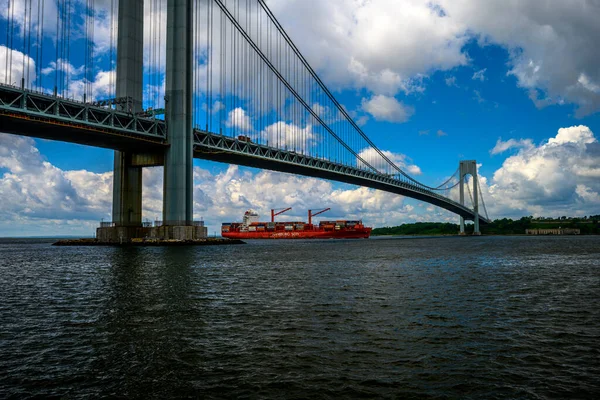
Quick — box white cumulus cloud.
[438,0,600,117]
[0,46,37,87]
[0,133,427,236]
[268,0,469,96]
[482,125,600,217]
[361,95,414,123]
[226,107,253,131]
[490,138,534,155]
[268,0,600,116]
[260,121,316,153]
[357,147,422,176]
[2,125,599,236]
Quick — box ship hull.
[222,229,371,239]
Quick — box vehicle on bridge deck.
[221,209,372,239]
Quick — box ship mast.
[308,208,330,225]
[271,207,292,222]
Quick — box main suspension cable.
[213,0,380,173]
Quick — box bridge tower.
[163,0,194,229]
[106,0,201,241]
[112,0,144,228]
[459,160,480,235]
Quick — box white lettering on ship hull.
[270,232,302,238]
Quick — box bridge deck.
[193,131,490,224]
[0,85,166,152]
[0,85,489,225]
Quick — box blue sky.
[1,0,600,236]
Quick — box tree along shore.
[372,216,600,236]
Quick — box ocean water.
[0,236,599,399]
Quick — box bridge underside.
[0,111,166,153]
[194,149,485,223]
[0,114,488,225]
[192,132,489,224]
[0,117,487,225]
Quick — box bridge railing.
[193,129,489,223]
[0,85,167,140]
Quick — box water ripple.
[0,236,599,398]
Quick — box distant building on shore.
[525,228,580,235]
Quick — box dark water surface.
[0,236,599,399]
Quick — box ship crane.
[271,207,292,222]
[308,208,331,225]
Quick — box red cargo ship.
[221,208,372,239]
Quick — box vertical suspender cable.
[223,0,226,129]
[219,3,222,133]
[60,0,65,96]
[4,0,9,85]
[68,0,72,97]
[245,0,247,137]
[58,0,61,95]
[194,0,197,128]
[230,0,233,133]
[158,0,161,110]
[258,1,262,140]
[209,0,213,131]
[155,0,159,111]
[205,0,210,130]
[232,0,236,131]
[232,0,237,133]
[65,0,69,95]
[63,0,66,96]
[26,0,33,89]
[84,0,94,101]
[85,0,89,100]
[21,0,26,87]
[236,0,240,132]
[37,0,43,91]
[61,0,64,95]
[160,0,163,111]
[10,0,15,85]
[148,0,152,110]
[276,19,280,147]
[54,0,59,94]
[477,178,489,220]
[157,0,160,110]
[156,0,159,111]
[91,0,95,99]
[154,0,157,110]
[109,0,113,99]
[91,0,95,100]
[196,0,200,128]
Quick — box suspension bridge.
[0,0,489,239]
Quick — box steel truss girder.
[193,130,490,224]
[0,85,167,140]
[0,84,489,224]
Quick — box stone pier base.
[96,225,207,243]
[151,226,208,240]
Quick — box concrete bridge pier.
[459,160,480,235]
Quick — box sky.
[1,0,600,237]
